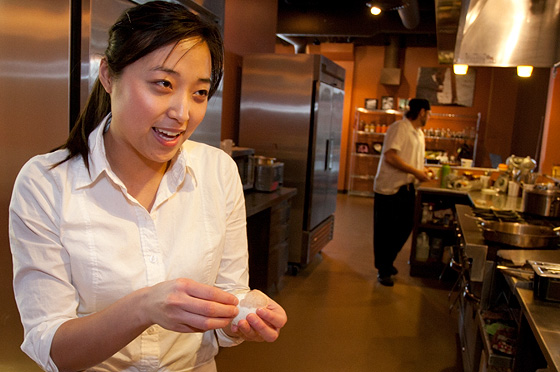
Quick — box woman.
[9,2,286,371]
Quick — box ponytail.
[52,78,111,169]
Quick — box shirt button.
[147,326,156,335]
[149,255,158,263]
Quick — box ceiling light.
[366,2,383,16]
[517,65,533,77]
[370,6,382,15]
[453,64,468,75]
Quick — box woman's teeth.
[154,128,180,140]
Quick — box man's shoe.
[377,275,394,287]
[391,266,398,275]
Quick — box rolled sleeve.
[9,155,78,371]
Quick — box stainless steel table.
[499,250,560,372]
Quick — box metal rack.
[348,108,403,196]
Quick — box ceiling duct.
[397,0,420,29]
[380,35,401,85]
[276,34,308,54]
[454,0,560,67]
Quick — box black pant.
[373,184,416,277]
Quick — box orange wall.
[540,67,560,175]
[337,44,511,188]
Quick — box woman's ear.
[98,58,112,94]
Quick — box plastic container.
[415,232,430,262]
[421,203,431,224]
[430,237,443,259]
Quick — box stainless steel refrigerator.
[239,54,345,271]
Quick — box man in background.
[373,98,432,286]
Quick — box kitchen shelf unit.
[348,108,403,196]
[347,109,481,196]
[409,188,472,278]
[424,112,481,165]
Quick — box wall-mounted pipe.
[380,35,401,85]
[384,35,400,68]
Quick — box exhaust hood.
[453,0,560,68]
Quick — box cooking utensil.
[479,220,560,248]
[254,155,276,165]
[523,188,560,217]
[464,214,560,248]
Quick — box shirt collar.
[74,113,191,193]
[72,114,112,189]
[404,117,423,135]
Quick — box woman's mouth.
[153,127,183,141]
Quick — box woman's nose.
[168,93,190,123]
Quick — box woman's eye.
[156,80,172,89]
[195,89,209,98]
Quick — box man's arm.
[384,149,430,182]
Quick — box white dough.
[232,289,268,326]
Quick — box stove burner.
[471,207,560,228]
[471,208,524,223]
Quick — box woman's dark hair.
[55,1,224,169]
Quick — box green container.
[440,164,451,188]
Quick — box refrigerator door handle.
[325,138,333,171]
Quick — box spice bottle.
[440,164,451,188]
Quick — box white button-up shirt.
[9,117,249,372]
[374,118,425,195]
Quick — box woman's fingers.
[146,279,239,332]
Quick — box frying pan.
[478,220,560,248]
[466,214,560,248]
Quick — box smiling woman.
[99,39,213,209]
[8,2,287,372]
[98,37,213,195]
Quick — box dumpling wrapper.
[232,289,269,326]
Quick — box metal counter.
[429,182,560,370]
[244,187,297,217]
[419,181,523,212]
[456,204,489,282]
[499,250,560,372]
[468,190,523,211]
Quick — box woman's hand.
[142,278,239,333]
[226,297,287,342]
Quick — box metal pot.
[479,220,560,248]
[523,188,560,217]
[254,155,276,166]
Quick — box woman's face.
[100,38,212,167]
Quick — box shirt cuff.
[215,328,244,347]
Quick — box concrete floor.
[216,193,462,372]
[3,193,462,371]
